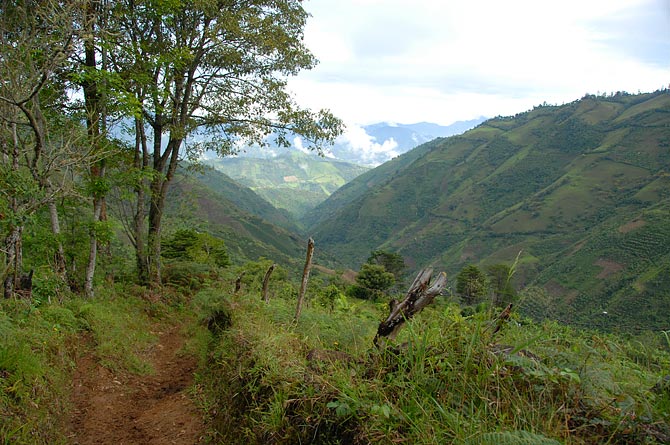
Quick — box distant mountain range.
[204,151,368,220]
[329,119,487,166]
[203,119,486,216]
[214,118,487,166]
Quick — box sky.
[288,0,670,128]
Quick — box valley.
[3,90,670,444]
[2,1,669,442]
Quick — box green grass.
[0,285,188,444]
[195,285,670,444]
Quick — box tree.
[75,0,117,298]
[367,250,406,282]
[162,229,230,267]
[349,263,395,301]
[0,0,85,297]
[106,0,343,286]
[456,264,489,305]
[487,263,517,308]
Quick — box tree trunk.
[84,198,103,297]
[134,188,148,285]
[47,199,67,278]
[146,136,182,288]
[374,268,447,348]
[82,0,105,298]
[262,264,276,303]
[294,238,314,322]
[3,225,23,298]
[133,118,149,285]
[147,177,164,286]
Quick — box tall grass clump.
[198,287,670,444]
[0,297,84,444]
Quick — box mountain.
[202,119,485,218]
[165,166,307,267]
[304,91,670,332]
[190,165,300,232]
[215,118,487,166]
[301,137,435,229]
[332,119,487,166]
[205,151,369,219]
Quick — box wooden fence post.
[294,238,314,322]
[234,271,245,295]
[261,263,276,303]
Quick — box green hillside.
[302,140,433,229]
[166,167,307,268]
[206,151,369,219]
[306,91,670,332]
[190,165,300,233]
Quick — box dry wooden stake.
[261,263,276,303]
[294,238,314,322]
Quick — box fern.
[466,430,562,445]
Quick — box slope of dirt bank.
[67,325,205,445]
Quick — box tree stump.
[374,268,447,348]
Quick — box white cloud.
[291,0,670,126]
[293,136,310,154]
[337,125,400,165]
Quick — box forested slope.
[166,167,307,268]
[306,91,670,331]
[207,151,368,219]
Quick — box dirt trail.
[68,325,206,445]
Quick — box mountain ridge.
[303,90,670,332]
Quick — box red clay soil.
[67,325,206,445]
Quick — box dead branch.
[374,268,447,348]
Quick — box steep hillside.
[206,151,368,219]
[165,167,307,267]
[191,165,300,233]
[307,91,670,331]
[302,140,434,228]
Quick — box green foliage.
[486,263,517,308]
[197,283,670,444]
[457,265,489,305]
[349,263,395,301]
[162,229,230,268]
[161,261,221,291]
[367,249,406,282]
[316,284,343,312]
[464,430,562,445]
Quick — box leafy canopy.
[456,264,489,305]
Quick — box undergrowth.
[195,286,670,444]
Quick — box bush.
[350,263,395,301]
[161,261,220,290]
